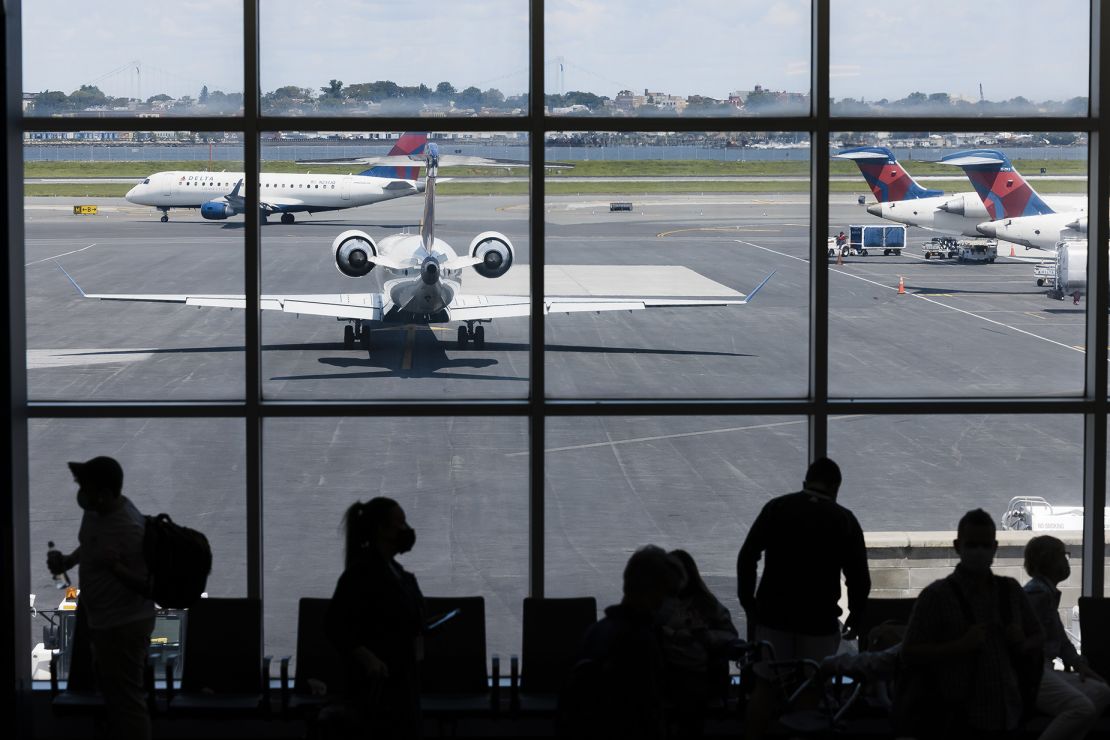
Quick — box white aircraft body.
[838,147,1081,255]
[938,149,1086,251]
[124,132,430,224]
[62,143,773,351]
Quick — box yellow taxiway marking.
[401,327,416,370]
[1025,312,1048,321]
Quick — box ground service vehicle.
[923,237,961,260]
[1001,496,1110,532]
[850,224,906,256]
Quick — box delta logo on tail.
[835,146,944,202]
[360,132,428,181]
[938,149,1055,220]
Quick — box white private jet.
[60,143,774,351]
[125,132,430,224]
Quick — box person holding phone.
[326,498,424,739]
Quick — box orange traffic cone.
[897,276,905,295]
[1010,245,1016,257]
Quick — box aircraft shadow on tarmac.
[911,286,1047,297]
[56,337,752,382]
[211,221,421,230]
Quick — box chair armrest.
[279,656,291,715]
[509,655,519,713]
[49,652,60,697]
[165,657,176,704]
[262,655,273,708]
[490,654,501,713]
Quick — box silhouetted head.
[68,456,124,513]
[954,508,997,576]
[343,497,416,567]
[803,457,842,499]
[622,545,683,615]
[669,549,719,617]
[1024,534,1070,584]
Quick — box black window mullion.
[529,0,546,599]
[809,0,830,460]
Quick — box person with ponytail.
[325,497,424,739]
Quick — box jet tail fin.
[835,146,944,201]
[359,132,427,180]
[939,149,1055,220]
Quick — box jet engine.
[468,231,514,279]
[1067,216,1088,234]
[332,229,379,278]
[200,200,235,220]
[938,194,988,219]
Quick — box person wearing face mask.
[1023,535,1110,740]
[736,458,870,740]
[895,508,1043,740]
[325,497,424,739]
[46,456,155,740]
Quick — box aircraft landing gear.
[343,325,354,350]
[159,209,169,223]
[281,213,295,225]
[344,321,371,350]
[457,322,486,349]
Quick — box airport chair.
[278,597,347,721]
[166,597,271,716]
[420,596,501,724]
[510,596,597,716]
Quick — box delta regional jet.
[124,132,430,224]
[62,143,773,351]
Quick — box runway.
[23,193,1088,665]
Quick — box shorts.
[752,624,840,679]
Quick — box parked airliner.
[62,143,773,351]
[938,149,1086,251]
[124,132,429,224]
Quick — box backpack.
[141,513,213,609]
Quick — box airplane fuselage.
[125,170,421,213]
[364,233,465,322]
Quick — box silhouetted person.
[737,457,870,740]
[563,545,683,739]
[46,456,155,740]
[325,498,424,739]
[1023,535,1110,740]
[896,508,1042,740]
[661,549,739,737]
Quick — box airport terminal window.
[11,0,1110,696]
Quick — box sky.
[21,0,1091,104]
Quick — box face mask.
[76,489,95,511]
[959,546,994,573]
[396,526,416,554]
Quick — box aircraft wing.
[296,153,573,169]
[445,271,775,322]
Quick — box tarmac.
[23,193,1090,664]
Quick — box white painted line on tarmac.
[734,240,1088,357]
[510,416,866,457]
[27,348,154,369]
[25,243,97,267]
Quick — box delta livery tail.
[835,147,944,202]
[938,149,1055,220]
[361,132,427,180]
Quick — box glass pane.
[28,419,246,678]
[831,0,1088,116]
[25,135,246,401]
[545,131,808,398]
[546,0,810,116]
[546,416,807,637]
[260,132,529,400]
[830,414,1083,601]
[829,133,1087,396]
[264,417,528,672]
[261,1,528,117]
[23,1,243,117]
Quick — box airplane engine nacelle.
[938,194,988,219]
[332,229,379,278]
[469,231,514,279]
[1068,216,1088,234]
[200,200,235,220]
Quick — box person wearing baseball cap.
[47,455,155,740]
